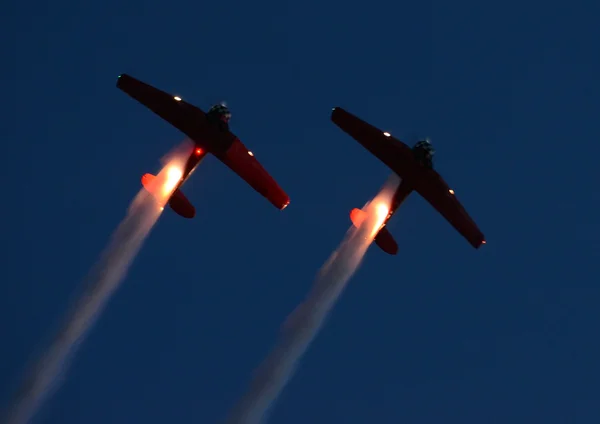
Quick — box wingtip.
[116,73,130,87]
[330,106,342,120]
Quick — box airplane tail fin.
[350,208,398,255]
[141,173,196,219]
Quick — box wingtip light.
[174,96,182,102]
[383,132,391,137]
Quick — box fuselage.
[380,141,434,227]
[173,104,232,193]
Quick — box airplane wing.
[116,74,209,141]
[413,171,485,248]
[330,107,417,176]
[215,138,290,210]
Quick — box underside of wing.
[331,107,416,176]
[414,170,486,248]
[214,138,290,210]
[116,74,209,141]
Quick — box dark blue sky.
[3,1,600,423]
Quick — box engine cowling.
[412,139,435,168]
[207,103,231,123]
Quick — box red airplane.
[331,107,485,255]
[116,74,290,218]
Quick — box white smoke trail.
[225,174,401,424]
[2,143,192,424]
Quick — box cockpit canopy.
[207,103,231,123]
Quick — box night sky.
[3,1,600,423]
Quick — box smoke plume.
[224,175,401,424]
[2,142,192,424]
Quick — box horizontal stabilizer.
[169,189,195,219]
[141,173,195,218]
[374,227,398,255]
[350,208,398,255]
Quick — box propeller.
[406,133,432,147]
[205,96,228,108]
